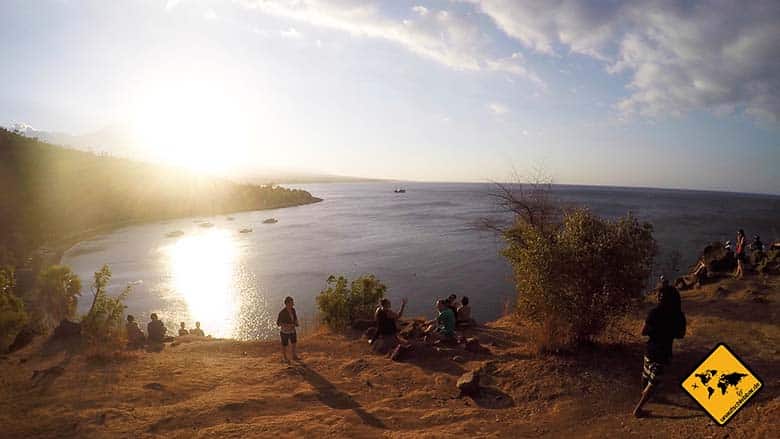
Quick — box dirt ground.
[1,276,777,438]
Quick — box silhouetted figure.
[633,277,686,417]
[190,321,205,337]
[751,235,764,252]
[424,299,456,344]
[735,229,747,279]
[277,296,299,363]
[178,322,189,336]
[446,294,460,313]
[147,313,173,343]
[373,297,408,354]
[456,296,473,327]
[125,315,145,349]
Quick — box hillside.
[1,275,776,438]
[0,128,321,264]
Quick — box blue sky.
[1,0,779,193]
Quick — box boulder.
[457,371,480,397]
[700,242,736,273]
[399,321,423,339]
[52,319,81,340]
[8,326,36,353]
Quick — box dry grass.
[0,275,777,438]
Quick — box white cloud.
[487,102,509,115]
[412,5,429,16]
[203,8,217,20]
[280,27,303,39]
[237,0,544,86]
[469,0,780,121]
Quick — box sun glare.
[132,82,250,174]
[164,230,240,338]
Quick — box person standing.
[633,277,686,417]
[178,322,189,336]
[735,229,747,279]
[276,296,300,363]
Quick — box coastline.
[49,196,323,264]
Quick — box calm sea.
[63,183,780,339]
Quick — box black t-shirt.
[376,308,397,336]
[645,307,682,363]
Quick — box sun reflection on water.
[162,230,242,338]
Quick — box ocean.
[63,183,780,339]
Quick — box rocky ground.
[1,275,777,438]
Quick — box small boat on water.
[198,222,214,228]
[262,218,278,224]
[165,230,185,238]
[394,188,406,193]
[239,228,253,234]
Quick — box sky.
[1,0,779,194]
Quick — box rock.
[52,319,81,340]
[399,321,423,339]
[464,337,483,353]
[8,326,36,353]
[342,359,369,375]
[452,355,465,362]
[143,382,165,391]
[351,319,375,331]
[701,242,736,274]
[457,371,480,397]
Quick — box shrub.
[81,265,130,349]
[0,267,28,351]
[316,274,387,330]
[34,265,82,330]
[498,184,657,349]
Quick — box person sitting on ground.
[276,296,300,363]
[456,296,473,327]
[446,294,460,313]
[751,235,764,252]
[178,322,189,336]
[373,297,408,352]
[425,299,456,344]
[125,315,146,348]
[189,321,205,337]
[633,277,686,418]
[147,313,173,343]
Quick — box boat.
[394,188,406,193]
[239,228,253,234]
[165,230,185,238]
[262,218,278,224]
[198,221,214,228]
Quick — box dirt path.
[1,276,777,438]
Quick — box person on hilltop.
[190,321,205,337]
[734,229,747,279]
[424,299,456,344]
[125,315,146,349]
[276,296,300,363]
[373,297,408,354]
[147,313,173,343]
[456,296,473,327]
[178,322,189,336]
[446,294,460,313]
[750,235,764,252]
[633,276,686,418]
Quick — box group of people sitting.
[368,293,477,358]
[125,313,206,349]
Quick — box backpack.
[675,312,687,339]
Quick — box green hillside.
[0,128,321,265]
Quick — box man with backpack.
[633,276,686,418]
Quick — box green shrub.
[81,265,130,349]
[316,274,387,330]
[0,267,28,351]
[34,265,82,330]
[503,207,656,349]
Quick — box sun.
[131,82,250,174]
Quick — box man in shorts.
[276,296,300,363]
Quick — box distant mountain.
[5,123,380,184]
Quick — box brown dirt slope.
[1,276,778,438]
